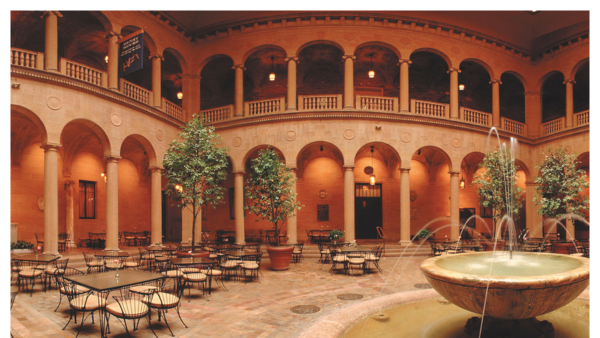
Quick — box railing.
[298,94,342,111]
[411,99,449,118]
[120,79,153,106]
[245,97,285,116]
[356,95,398,112]
[61,58,106,87]
[201,105,233,123]
[541,117,565,136]
[460,107,491,127]
[501,117,527,136]
[162,98,184,121]
[574,110,589,127]
[11,48,44,70]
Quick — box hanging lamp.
[370,146,376,185]
[368,53,375,78]
[269,56,275,81]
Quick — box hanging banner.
[118,29,144,77]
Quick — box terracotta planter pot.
[553,241,576,254]
[266,245,294,271]
[481,240,505,251]
[176,251,210,258]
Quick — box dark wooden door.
[355,183,382,239]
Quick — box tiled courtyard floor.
[11,243,432,338]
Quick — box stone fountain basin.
[420,252,589,320]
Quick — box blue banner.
[119,31,144,77]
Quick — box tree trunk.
[191,204,197,252]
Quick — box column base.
[398,240,414,247]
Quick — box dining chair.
[347,253,366,276]
[138,247,156,271]
[317,243,331,264]
[429,241,446,257]
[124,232,136,246]
[82,252,103,274]
[239,254,262,283]
[35,233,45,250]
[220,256,241,282]
[329,251,348,275]
[376,226,386,257]
[17,261,44,297]
[292,242,304,263]
[365,246,383,273]
[107,289,158,338]
[200,264,227,292]
[62,283,106,338]
[58,233,71,252]
[143,277,187,337]
[44,257,69,290]
[154,250,173,272]
[103,257,125,273]
[54,268,89,312]
[182,263,208,302]
[124,255,141,270]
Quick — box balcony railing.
[162,98,184,121]
[61,58,106,87]
[411,99,448,118]
[120,79,153,106]
[574,110,589,127]
[541,117,565,136]
[356,95,398,113]
[460,107,492,127]
[245,97,285,116]
[501,117,527,136]
[201,105,233,123]
[298,94,342,111]
[11,48,44,70]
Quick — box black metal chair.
[429,241,446,256]
[182,263,208,302]
[240,253,262,283]
[54,268,88,312]
[17,260,44,297]
[292,242,304,263]
[82,252,103,274]
[44,257,69,290]
[107,289,158,338]
[365,245,383,273]
[318,243,331,264]
[62,278,106,338]
[143,277,187,337]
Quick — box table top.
[94,251,130,258]
[64,270,165,292]
[147,246,177,252]
[340,245,373,252]
[11,254,60,263]
[225,251,263,258]
[170,257,216,266]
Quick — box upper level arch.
[296,141,344,178]
[59,118,113,177]
[295,40,346,57]
[409,48,452,69]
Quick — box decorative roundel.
[232,137,242,147]
[364,166,374,175]
[318,190,327,199]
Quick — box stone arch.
[460,58,495,80]
[90,11,113,33]
[119,134,158,187]
[535,70,565,93]
[409,48,452,69]
[11,105,49,167]
[164,47,188,75]
[570,57,590,80]
[242,145,286,172]
[242,44,287,64]
[295,40,346,56]
[353,41,402,59]
[354,142,401,180]
[295,141,345,178]
[413,145,453,181]
[59,118,112,177]
[502,70,529,90]
[120,25,157,55]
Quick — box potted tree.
[163,115,229,257]
[245,148,303,270]
[533,147,589,251]
[473,148,523,251]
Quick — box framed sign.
[317,204,329,221]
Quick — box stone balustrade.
[541,117,565,136]
[61,58,106,87]
[460,107,492,127]
[356,95,398,112]
[411,99,449,118]
[501,117,527,136]
[245,97,285,116]
[298,94,342,111]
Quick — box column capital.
[41,11,63,19]
[489,79,502,85]
[106,31,122,39]
[104,156,121,163]
[232,170,246,175]
[449,171,460,177]
[524,91,541,97]
[563,78,576,84]
[40,142,62,151]
[284,56,299,63]
[181,73,200,80]
[447,67,461,73]
[232,64,246,71]
[342,55,356,61]
[525,181,539,186]
[343,165,355,170]
[149,53,164,61]
[148,166,164,173]
[398,59,412,66]
[399,167,411,173]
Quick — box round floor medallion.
[290,305,321,314]
[414,283,433,289]
[337,293,364,300]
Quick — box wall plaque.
[317,204,329,221]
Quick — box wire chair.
[143,277,187,337]
[182,263,208,302]
[292,242,304,263]
[107,289,158,338]
[62,281,106,338]
[54,268,89,312]
[17,260,44,297]
[82,252,103,274]
[44,258,69,290]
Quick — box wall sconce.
[269,56,275,81]
[369,146,376,185]
[177,91,183,100]
[105,55,109,63]
[368,53,375,78]
[101,172,107,182]
[459,84,465,91]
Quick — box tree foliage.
[533,147,589,219]
[162,115,229,251]
[473,148,523,225]
[245,148,302,246]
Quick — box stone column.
[449,171,460,240]
[565,219,575,241]
[182,74,200,122]
[342,55,356,109]
[41,143,61,254]
[233,64,245,117]
[150,168,163,245]
[491,79,501,127]
[343,166,355,241]
[234,172,245,244]
[64,180,76,248]
[448,68,461,119]
[285,57,298,111]
[286,168,298,244]
[107,31,120,91]
[398,59,412,113]
[399,168,412,246]
[105,157,120,250]
[151,54,164,108]
[564,78,575,129]
[526,182,544,238]
[42,11,62,72]
[524,92,541,138]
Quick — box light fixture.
[459,84,465,91]
[320,145,323,152]
[269,56,275,81]
[369,146,376,185]
[460,161,465,190]
[101,172,107,182]
[177,91,183,100]
[368,53,375,78]
[105,55,109,63]
[175,184,183,193]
